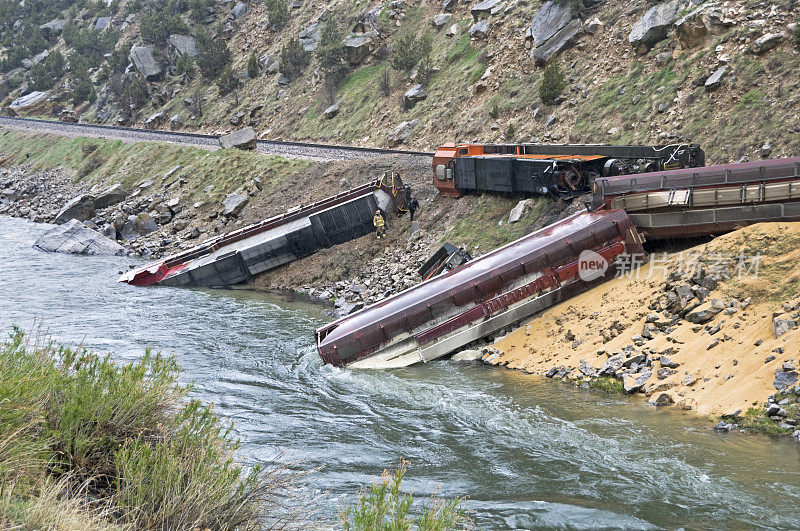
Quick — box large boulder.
[94,16,111,31]
[169,34,198,57]
[704,66,726,91]
[34,219,126,256]
[39,18,66,39]
[31,49,50,65]
[628,0,681,52]
[231,2,247,19]
[93,183,128,209]
[470,0,500,19]
[299,21,323,51]
[222,192,249,217]
[219,127,257,150]
[526,1,581,64]
[750,33,784,54]
[387,120,418,147]
[403,84,427,109]
[54,194,95,224]
[129,46,163,81]
[773,316,796,338]
[674,7,712,49]
[120,213,159,241]
[323,101,340,119]
[469,20,490,38]
[10,91,49,110]
[432,13,452,29]
[623,370,652,393]
[343,30,379,64]
[774,369,798,391]
[144,111,166,130]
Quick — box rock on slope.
[34,219,127,255]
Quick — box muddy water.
[2,215,799,529]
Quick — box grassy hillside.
[2,0,797,163]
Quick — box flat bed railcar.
[119,177,407,288]
[433,142,705,198]
[316,210,644,369]
[592,157,800,238]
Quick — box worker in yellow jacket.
[373,210,386,239]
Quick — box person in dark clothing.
[407,196,419,222]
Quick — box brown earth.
[486,221,800,417]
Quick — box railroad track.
[0,116,433,162]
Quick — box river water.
[2,215,799,529]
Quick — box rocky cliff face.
[2,0,800,162]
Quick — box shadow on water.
[2,216,799,529]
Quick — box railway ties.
[0,116,433,163]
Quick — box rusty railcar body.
[316,210,644,369]
[433,143,705,198]
[592,157,800,238]
[118,177,407,288]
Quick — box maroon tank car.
[316,210,644,369]
[592,157,800,238]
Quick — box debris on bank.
[483,221,800,438]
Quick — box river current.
[2,215,799,529]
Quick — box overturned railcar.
[592,157,800,238]
[433,143,705,198]
[119,177,407,288]
[316,210,644,369]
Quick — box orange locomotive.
[433,142,705,199]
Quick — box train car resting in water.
[119,175,407,288]
[316,209,644,369]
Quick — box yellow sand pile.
[486,222,800,417]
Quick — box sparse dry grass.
[0,327,310,530]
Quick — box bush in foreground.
[0,328,302,529]
[341,460,470,530]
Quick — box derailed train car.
[433,142,705,198]
[592,157,800,238]
[316,210,644,368]
[119,177,407,288]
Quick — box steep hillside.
[2,0,800,162]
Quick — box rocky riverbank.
[478,221,800,440]
[0,132,572,314]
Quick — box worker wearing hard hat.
[373,210,386,239]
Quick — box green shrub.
[379,67,392,97]
[107,43,131,74]
[390,32,432,73]
[196,29,232,78]
[68,53,96,104]
[216,65,240,95]
[342,460,470,530]
[29,51,65,91]
[63,23,120,67]
[189,0,214,21]
[588,376,624,394]
[247,52,259,79]
[488,102,500,119]
[122,76,149,109]
[0,328,304,529]
[176,52,195,78]
[539,62,566,105]
[317,17,348,88]
[140,10,189,45]
[279,38,311,81]
[264,0,289,29]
